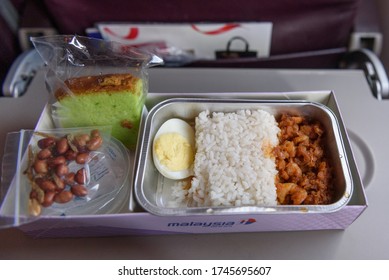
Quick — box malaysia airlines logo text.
[167,218,257,227]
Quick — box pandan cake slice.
[54,73,144,150]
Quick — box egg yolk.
[154,133,194,171]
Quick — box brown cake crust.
[55,73,141,100]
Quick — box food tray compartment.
[135,98,353,216]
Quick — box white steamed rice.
[170,109,280,208]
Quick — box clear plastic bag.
[31,35,163,150]
[135,43,196,66]
[0,126,132,228]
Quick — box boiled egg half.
[153,118,195,180]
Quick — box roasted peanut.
[55,163,69,177]
[91,129,100,138]
[76,152,89,164]
[39,179,56,192]
[86,136,103,151]
[34,177,44,187]
[74,134,90,148]
[77,145,88,154]
[33,160,48,174]
[28,198,41,216]
[54,190,73,204]
[41,191,55,207]
[52,174,65,191]
[75,168,87,184]
[37,137,56,149]
[63,172,75,185]
[48,155,66,166]
[56,137,69,154]
[29,189,39,200]
[64,149,77,161]
[28,130,105,213]
[71,184,88,197]
[37,148,52,160]
[35,187,45,204]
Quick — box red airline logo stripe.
[103,27,139,40]
[191,23,241,35]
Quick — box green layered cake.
[55,73,144,150]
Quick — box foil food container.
[134,98,353,216]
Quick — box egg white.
[152,118,195,180]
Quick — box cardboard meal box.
[2,91,367,238]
